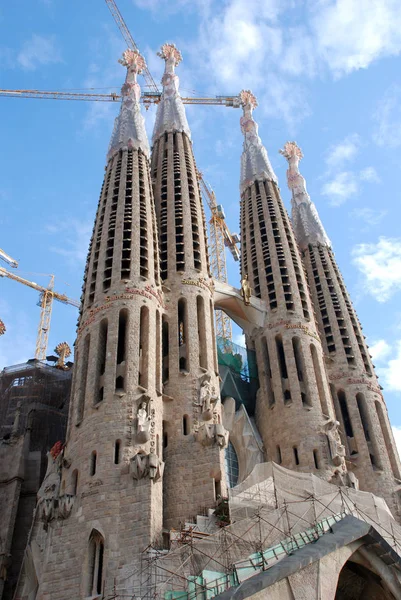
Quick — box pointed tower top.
[279,141,331,249]
[239,90,277,194]
[152,43,191,144]
[107,49,150,162]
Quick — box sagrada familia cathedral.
[3,44,401,599]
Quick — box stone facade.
[151,44,227,529]
[281,141,401,517]
[238,91,340,482]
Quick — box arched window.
[225,441,239,488]
[87,530,104,597]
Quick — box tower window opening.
[96,319,108,404]
[313,450,319,469]
[284,389,292,405]
[375,400,399,477]
[114,440,121,465]
[292,337,304,382]
[293,446,300,466]
[87,530,104,597]
[275,335,288,379]
[156,310,162,391]
[162,421,168,456]
[138,306,149,388]
[115,376,124,391]
[76,334,90,425]
[262,337,275,407]
[210,300,218,373]
[178,298,188,372]
[117,309,128,365]
[276,445,282,465]
[337,390,355,448]
[310,344,329,415]
[90,451,97,476]
[162,316,169,383]
[197,296,207,369]
[356,393,370,442]
[183,414,190,436]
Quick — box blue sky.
[1,0,401,442]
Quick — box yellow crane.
[0,266,80,360]
[0,0,242,343]
[198,174,240,340]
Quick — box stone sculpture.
[137,399,151,443]
[130,452,164,482]
[240,274,252,306]
[198,375,219,421]
[325,420,346,467]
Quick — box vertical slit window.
[174,135,185,272]
[310,344,329,415]
[71,469,78,495]
[375,400,399,477]
[138,153,149,279]
[121,150,133,279]
[116,309,127,392]
[90,451,97,476]
[162,316,169,383]
[210,300,218,373]
[103,154,122,291]
[159,145,168,280]
[138,306,149,388]
[114,440,121,465]
[337,390,354,439]
[87,531,104,597]
[313,450,319,469]
[178,298,188,372]
[293,446,300,465]
[356,393,370,442]
[197,296,207,369]
[183,415,189,436]
[262,337,275,407]
[156,310,161,391]
[276,445,282,464]
[76,334,90,424]
[96,319,108,404]
[275,335,288,379]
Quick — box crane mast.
[0,266,79,360]
[198,175,240,341]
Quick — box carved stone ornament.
[136,397,152,443]
[239,89,277,194]
[195,423,229,448]
[152,43,191,143]
[130,452,164,482]
[279,141,331,250]
[107,48,150,162]
[198,374,219,421]
[37,442,75,523]
[324,419,346,467]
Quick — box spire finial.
[152,43,191,143]
[279,141,331,249]
[107,49,150,161]
[239,89,277,193]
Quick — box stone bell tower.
[151,44,228,529]
[239,91,343,481]
[281,141,401,517]
[16,50,164,599]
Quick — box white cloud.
[310,0,401,77]
[351,207,387,227]
[16,34,62,71]
[369,339,391,362]
[352,237,401,302]
[46,218,92,267]
[373,85,401,148]
[378,340,401,393]
[321,171,358,206]
[359,166,380,183]
[325,134,360,169]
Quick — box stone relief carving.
[136,397,152,443]
[198,375,219,421]
[130,452,164,482]
[325,419,346,467]
[37,441,75,523]
[195,423,229,448]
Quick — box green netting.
[217,336,258,381]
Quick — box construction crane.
[198,175,240,340]
[0,88,241,108]
[0,248,18,268]
[0,267,80,360]
[0,0,242,342]
[104,0,241,343]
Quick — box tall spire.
[152,43,191,144]
[279,141,331,249]
[107,49,150,162]
[239,90,277,194]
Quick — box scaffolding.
[100,462,401,600]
